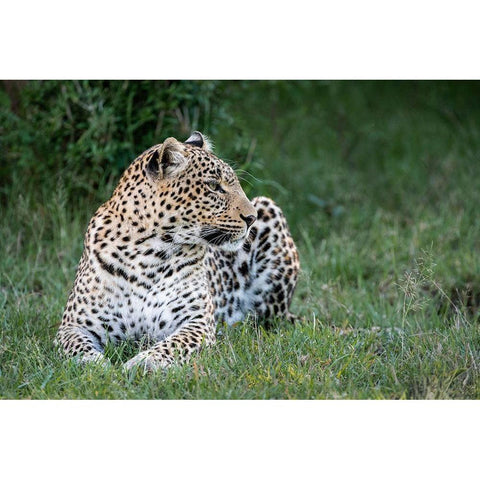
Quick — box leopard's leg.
[123,316,216,373]
[55,324,109,366]
[209,196,300,326]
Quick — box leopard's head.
[116,132,257,251]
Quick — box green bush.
[0,80,250,203]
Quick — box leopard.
[55,131,300,372]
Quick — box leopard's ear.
[184,131,213,152]
[147,137,188,180]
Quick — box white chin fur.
[218,238,244,252]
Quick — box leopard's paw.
[123,350,172,374]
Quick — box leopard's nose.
[240,214,257,228]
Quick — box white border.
[2,1,479,79]
[1,400,478,479]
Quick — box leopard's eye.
[206,180,226,194]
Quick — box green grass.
[1,81,480,399]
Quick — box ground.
[1,81,480,399]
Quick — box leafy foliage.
[0,80,246,202]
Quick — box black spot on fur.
[239,261,249,277]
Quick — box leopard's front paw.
[75,351,111,369]
[123,350,172,374]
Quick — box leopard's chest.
[87,243,210,343]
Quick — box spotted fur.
[55,132,300,372]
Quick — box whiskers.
[234,168,261,189]
[199,226,232,246]
[199,225,247,249]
